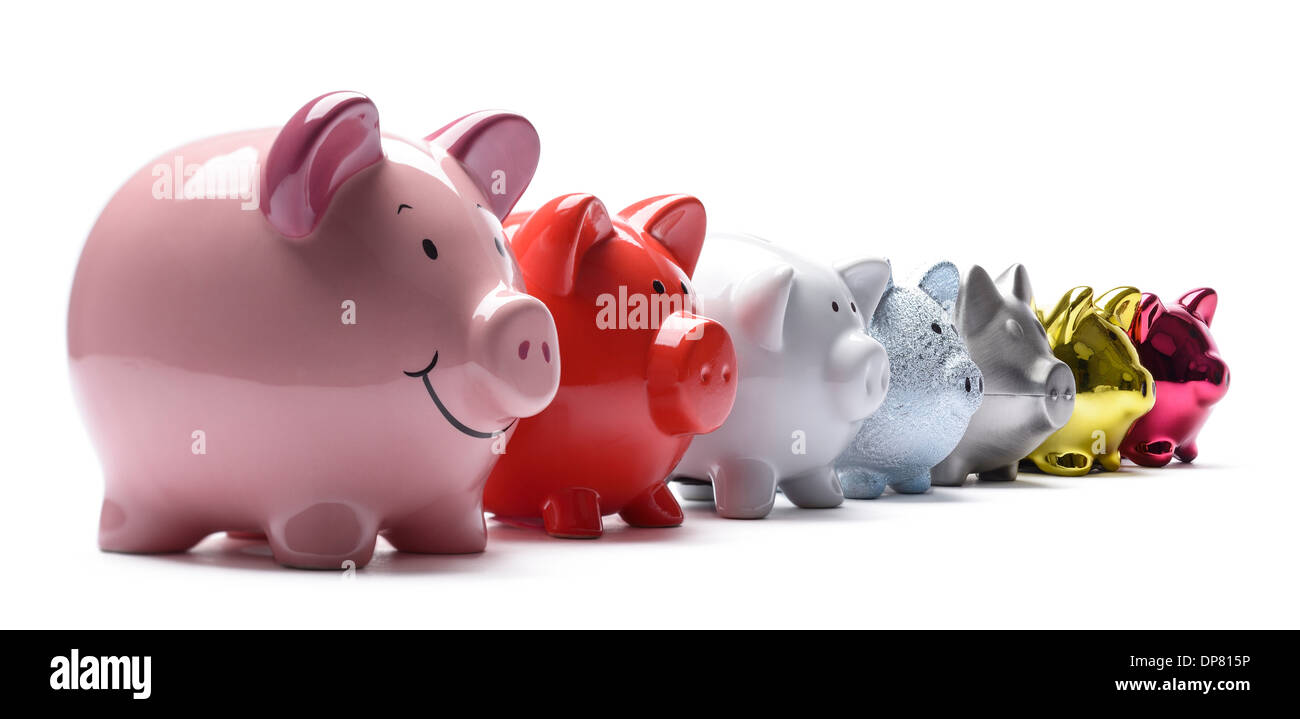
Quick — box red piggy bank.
[484,194,738,538]
[1121,288,1230,467]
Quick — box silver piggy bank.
[930,264,1076,486]
[834,261,983,498]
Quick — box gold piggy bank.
[1025,287,1155,476]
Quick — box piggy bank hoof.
[891,474,931,495]
[976,464,1018,482]
[712,458,779,519]
[1175,442,1198,463]
[619,484,684,528]
[1127,440,1174,467]
[97,498,209,555]
[541,488,605,539]
[268,502,378,570]
[1028,452,1093,477]
[837,468,887,500]
[779,468,844,509]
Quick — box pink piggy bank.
[1120,289,1230,466]
[68,91,562,569]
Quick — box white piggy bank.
[670,233,891,518]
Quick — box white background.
[1,0,1296,628]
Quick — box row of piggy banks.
[68,93,1229,568]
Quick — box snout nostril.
[721,365,732,383]
[965,378,972,393]
[518,341,530,360]
[542,341,551,364]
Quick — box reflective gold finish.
[1025,287,1156,476]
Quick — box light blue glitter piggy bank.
[834,261,983,498]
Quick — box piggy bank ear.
[427,111,540,221]
[836,257,890,319]
[733,264,795,352]
[1131,293,1165,343]
[509,193,614,296]
[619,195,707,277]
[1043,287,1094,345]
[1179,287,1218,326]
[918,261,961,313]
[957,265,1003,333]
[995,264,1035,304]
[262,92,384,239]
[1098,286,1141,331]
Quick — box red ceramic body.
[1120,289,1229,466]
[68,92,561,569]
[484,194,738,538]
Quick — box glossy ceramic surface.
[1120,289,1229,466]
[69,91,560,569]
[835,262,983,498]
[931,265,1075,486]
[1025,286,1155,476]
[672,233,890,518]
[484,194,738,538]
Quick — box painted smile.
[404,351,515,439]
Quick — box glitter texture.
[835,262,983,498]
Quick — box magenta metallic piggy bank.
[68,91,562,569]
[1120,289,1229,467]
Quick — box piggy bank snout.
[1194,353,1230,399]
[476,293,561,419]
[1042,361,1076,428]
[830,331,890,421]
[949,357,983,401]
[647,313,738,436]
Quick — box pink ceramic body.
[1120,289,1229,467]
[68,92,561,569]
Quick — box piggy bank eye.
[680,281,689,295]
[930,322,942,334]
[652,279,667,294]
[421,238,438,260]
[850,302,857,313]
[832,301,840,312]
[494,236,506,256]
[1005,319,1024,338]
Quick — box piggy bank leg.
[976,464,1018,482]
[671,477,715,502]
[383,499,488,554]
[836,465,887,500]
[619,483,684,528]
[1124,439,1174,467]
[779,466,844,509]
[1175,441,1199,463]
[265,502,379,570]
[712,458,778,519]
[540,487,604,538]
[1098,450,1122,472]
[1030,451,1093,477]
[98,495,209,555]
[930,456,971,488]
[891,472,931,495]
